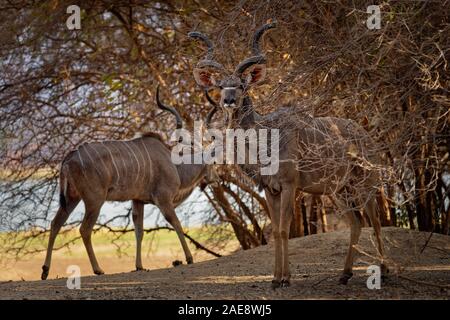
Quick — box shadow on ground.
[1,227,449,299]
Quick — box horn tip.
[188,31,201,39]
[263,20,277,31]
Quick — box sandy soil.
[0,243,222,281]
[0,227,449,300]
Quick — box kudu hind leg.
[132,200,145,271]
[80,202,104,275]
[41,198,80,280]
[365,197,388,278]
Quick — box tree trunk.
[289,205,301,238]
[309,196,320,234]
[415,166,429,231]
[301,196,309,236]
[407,202,416,230]
[320,205,327,233]
[398,179,416,230]
[415,181,434,232]
[435,177,447,234]
[210,184,257,249]
[440,179,450,235]
[290,190,304,238]
[444,209,450,235]
[221,184,267,245]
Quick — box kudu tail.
[59,165,69,211]
[59,191,67,211]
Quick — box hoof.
[186,258,194,265]
[41,266,49,280]
[172,260,183,267]
[271,279,281,289]
[281,279,291,288]
[339,272,353,285]
[134,267,146,272]
[94,269,105,275]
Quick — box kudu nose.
[223,98,236,106]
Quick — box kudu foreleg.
[264,191,282,288]
[340,210,363,284]
[80,202,104,275]
[132,200,145,271]
[157,203,193,264]
[279,187,295,287]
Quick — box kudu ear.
[244,64,266,86]
[193,68,217,88]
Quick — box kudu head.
[188,22,276,127]
[155,86,220,187]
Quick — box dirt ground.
[0,227,449,300]
[0,239,224,282]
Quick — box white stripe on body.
[81,144,104,179]
[101,141,121,183]
[122,141,141,185]
[108,142,128,183]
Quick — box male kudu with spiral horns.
[189,21,388,288]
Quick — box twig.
[106,225,223,258]
[311,275,336,289]
[420,232,434,254]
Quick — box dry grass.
[0,228,239,281]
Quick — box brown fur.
[234,99,387,288]
[140,131,165,143]
[41,133,216,279]
[192,55,387,289]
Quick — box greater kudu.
[189,23,387,288]
[41,88,218,280]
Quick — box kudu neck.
[175,162,207,189]
[236,95,259,128]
